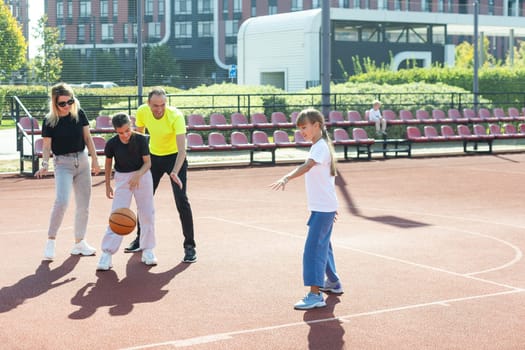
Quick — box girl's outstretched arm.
[269,158,316,191]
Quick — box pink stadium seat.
[431,109,452,123]
[448,109,468,123]
[347,110,369,125]
[399,110,418,124]
[187,114,211,131]
[186,133,210,151]
[34,138,44,157]
[231,112,253,129]
[94,115,113,132]
[250,113,273,129]
[492,108,514,122]
[332,128,356,145]
[508,107,521,121]
[406,126,426,142]
[440,125,462,141]
[293,130,312,147]
[270,112,293,128]
[416,109,436,123]
[208,132,232,150]
[328,110,349,127]
[19,117,41,134]
[472,124,494,141]
[477,108,498,122]
[209,113,233,130]
[382,109,402,125]
[290,111,300,125]
[92,136,106,155]
[423,126,446,141]
[252,131,276,150]
[231,131,255,150]
[273,130,295,148]
[351,128,374,145]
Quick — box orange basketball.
[109,208,137,235]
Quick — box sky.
[27,1,45,58]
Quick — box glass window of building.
[251,0,256,16]
[123,23,128,41]
[148,22,161,39]
[225,43,237,58]
[291,0,303,11]
[78,24,85,41]
[145,0,154,16]
[198,0,213,14]
[113,0,118,16]
[101,23,114,40]
[100,0,108,17]
[67,1,73,18]
[312,0,320,8]
[223,0,229,13]
[58,25,66,41]
[158,0,164,15]
[57,1,64,18]
[233,0,242,12]
[198,21,213,37]
[132,23,137,41]
[80,1,91,17]
[176,0,192,14]
[175,22,192,38]
[225,20,238,37]
[334,26,359,42]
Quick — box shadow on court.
[303,294,345,350]
[69,254,191,319]
[335,173,429,228]
[0,256,80,313]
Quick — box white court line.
[121,289,524,350]
[203,217,522,291]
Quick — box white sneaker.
[96,252,113,271]
[44,239,56,260]
[71,239,96,256]
[141,249,158,266]
[319,279,344,294]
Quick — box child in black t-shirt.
[96,113,157,270]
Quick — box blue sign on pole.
[229,64,237,79]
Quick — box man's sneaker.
[124,237,141,253]
[182,246,197,263]
[71,239,96,256]
[320,279,344,294]
[294,292,326,310]
[96,252,113,271]
[141,249,158,266]
[44,239,56,260]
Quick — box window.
[198,0,213,13]
[148,22,161,39]
[175,22,192,38]
[100,0,108,17]
[291,0,303,11]
[58,25,66,41]
[132,23,137,41]
[145,0,154,16]
[159,0,165,15]
[78,24,86,41]
[101,23,114,40]
[223,0,229,13]
[80,1,91,17]
[113,0,118,16]
[268,5,277,14]
[57,1,64,18]
[67,1,73,18]
[175,0,192,14]
[251,0,256,16]
[233,0,242,12]
[123,23,129,41]
[312,0,321,8]
[225,43,237,58]
[225,20,238,37]
[198,21,213,37]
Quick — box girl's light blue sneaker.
[320,279,344,294]
[294,292,326,310]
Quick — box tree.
[0,1,27,81]
[455,38,496,69]
[144,44,178,86]
[31,15,63,84]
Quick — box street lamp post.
[473,1,479,112]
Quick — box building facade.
[9,1,525,87]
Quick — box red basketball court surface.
[1,154,524,349]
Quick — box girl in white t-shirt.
[368,100,387,135]
[271,108,343,310]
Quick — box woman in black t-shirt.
[35,82,101,261]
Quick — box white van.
[88,81,119,88]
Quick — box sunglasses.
[57,99,75,107]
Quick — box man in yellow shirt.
[125,87,196,263]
